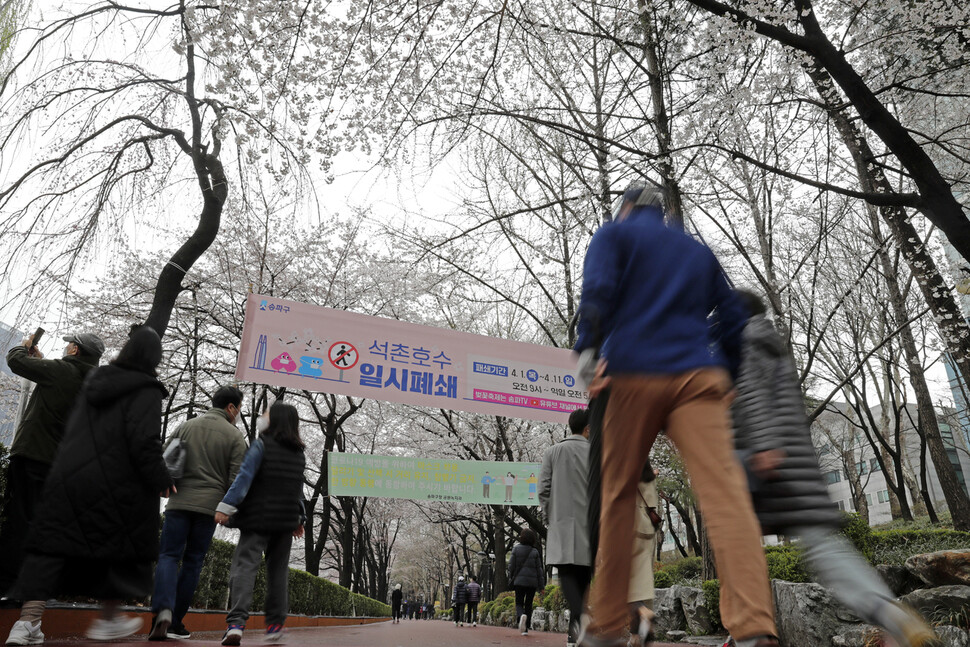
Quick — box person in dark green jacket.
[0,331,104,598]
[149,386,248,641]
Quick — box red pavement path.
[25,619,705,647]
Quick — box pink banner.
[235,294,587,423]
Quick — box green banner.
[328,452,543,505]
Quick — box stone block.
[653,587,687,638]
[772,580,860,647]
[671,585,715,635]
[906,550,970,587]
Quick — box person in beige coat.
[540,408,591,647]
[627,462,660,647]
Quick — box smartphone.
[31,327,45,350]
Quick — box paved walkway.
[31,619,715,647]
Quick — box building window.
[855,460,868,476]
[877,490,890,504]
[870,458,879,472]
[836,500,846,511]
[824,470,842,484]
[866,493,873,506]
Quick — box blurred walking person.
[215,401,306,646]
[0,330,104,599]
[507,529,545,637]
[5,327,172,645]
[729,290,937,647]
[574,183,776,647]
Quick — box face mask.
[256,415,270,433]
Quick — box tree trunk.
[145,154,227,336]
[492,505,508,594]
[697,506,717,580]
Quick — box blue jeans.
[152,510,217,624]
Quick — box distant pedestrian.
[574,184,776,647]
[729,289,936,647]
[4,326,171,645]
[0,330,104,598]
[215,401,306,646]
[452,576,468,627]
[466,575,481,626]
[149,385,248,640]
[507,528,544,636]
[391,584,403,623]
[539,408,591,647]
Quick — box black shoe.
[149,609,172,641]
[167,625,191,640]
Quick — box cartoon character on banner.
[299,356,324,378]
[271,352,297,373]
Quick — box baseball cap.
[62,332,106,358]
[611,182,666,221]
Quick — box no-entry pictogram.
[328,342,359,370]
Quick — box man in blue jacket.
[574,185,777,647]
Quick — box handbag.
[163,437,187,480]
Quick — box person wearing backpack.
[728,290,936,647]
[507,529,545,636]
[214,401,306,646]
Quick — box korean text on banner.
[328,453,543,505]
[235,294,587,424]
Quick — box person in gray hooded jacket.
[731,290,936,647]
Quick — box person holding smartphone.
[0,330,104,600]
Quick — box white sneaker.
[86,616,143,641]
[473,622,477,627]
[519,614,528,634]
[6,621,44,646]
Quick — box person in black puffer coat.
[451,576,468,626]
[5,326,173,646]
[732,290,936,647]
[507,528,544,636]
[215,401,306,646]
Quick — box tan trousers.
[586,370,776,641]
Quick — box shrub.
[654,570,673,589]
[188,538,390,617]
[764,545,809,583]
[542,585,566,612]
[653,556,702,587]
[702,580,722,632]
[840,512,875,561]
[869,528,970,566]
[480,601,495,620]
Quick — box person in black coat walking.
[732,290,936,647]
[507,528,544,636]
[391,584,403,623]
[215,401,306,646]
[5,326,174,646]
[451,576,468,627]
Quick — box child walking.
[730,290,936,647]
[215,401,306,646]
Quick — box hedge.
[192,538,390,617]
